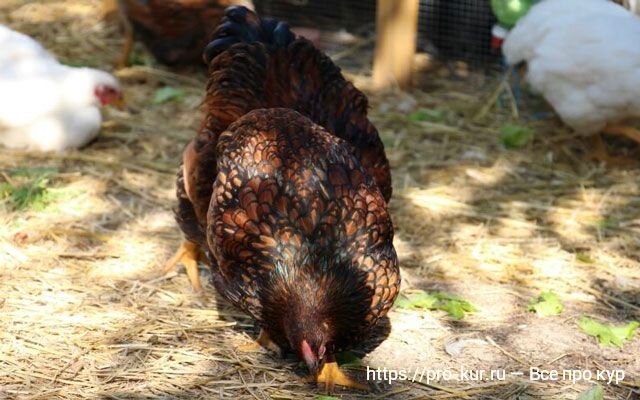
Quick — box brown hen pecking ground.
[0,1,639,399]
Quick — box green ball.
[490,0,538,28]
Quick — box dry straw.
[0,1,638,399]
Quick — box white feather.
[0,25,120,152]
[503,0,640,135]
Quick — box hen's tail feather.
[198,6,392,202]
[204,6,294,63]
[177,5,392,249]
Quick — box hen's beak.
[301,339,320,376]
[111,95,126,110]
[306,359,320,377]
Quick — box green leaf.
[577,317,639,348]
[316,396,340,400]
[128,47,148,66]
[394,291,438,309]
[9,166,58,178]
[392,295,412,309]
[596,216,619,230]
[335,351,363,367]
[1,167,60,210]
[394,291,477,320]
[408,108,447,123]
[152,86,186,104]
[610,322,640,342]
[438,301,467,320]
[499,124,534,149]
[429,292,477,319]
[577,385,604,400]
[528,291,564,317]
[576,253,595,264]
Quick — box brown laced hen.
[166,6,399,391]
[113,0,253,67]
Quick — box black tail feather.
[204,6,295,63]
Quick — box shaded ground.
[1,1,639,399]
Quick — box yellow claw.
[589,134,638,168]
[602,124,640,144]
[163,240,203,291]
[313,361,368,393]
[237,329,281,354]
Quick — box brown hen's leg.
[589,134,638,168]
[163,240,202,291]
[315,358,368,392]
[237,329,280,353]
[116,28,134,69]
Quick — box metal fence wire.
[254,0,500,68]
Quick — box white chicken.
[0,25,124,153]
[503,0,640,164]
[623,0,640,15]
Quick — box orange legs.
[163,240,204,291]
[237,329,281,354]
[602,124,640,144]
[314,360,368,392]
[589,126,640,168]
[116,26,134,69]
[239,330,367,392]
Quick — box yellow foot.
[313,361,368,393]
[603,124,640,144]
[163,240,203,291]
[237,341,262,352]
[237,329,281,354]
[589,134,638,168]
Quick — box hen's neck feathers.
[260,257,372,350]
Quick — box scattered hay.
[1,1,639,399]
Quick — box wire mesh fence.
[419,0,499,67]
[254,0,501,71]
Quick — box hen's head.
[263,259,372,377]
[94,83,124,108]
[68,68,124,108]
[285,315,330,376]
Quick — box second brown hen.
[114,0,253,67]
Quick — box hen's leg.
[237,329,281,353]
[117,26,134,69]
[602,124,640,145]
[163,240,202,291]
[589,134,638,167]
[314,356,368,392]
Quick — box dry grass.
[1,1,639,399]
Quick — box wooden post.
[372,0,419,90]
